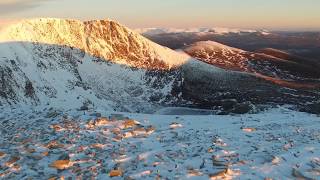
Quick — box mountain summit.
[0,18,192,111]
[0,18,189,70]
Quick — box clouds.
[0,0,52,15]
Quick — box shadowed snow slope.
[0,40,189,113]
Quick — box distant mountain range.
[135,27,266,35]
[139,28,320,60]
[0,19,319,114]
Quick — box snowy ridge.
[0,18,194,111]
[135,27,268,36]
[0,18,190,70]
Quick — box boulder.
[301,102,320,114]
[231,102,255,114]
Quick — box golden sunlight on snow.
[0,18,190,70]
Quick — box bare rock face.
[301,102,320,114]
[0,65,17,102]
[24,80,36,98]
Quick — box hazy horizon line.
[1,17,320,32]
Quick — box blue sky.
[0,0,319,30]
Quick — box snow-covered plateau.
[0,106,319,179]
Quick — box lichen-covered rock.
[50,160,72,170]
[109,169,123,177]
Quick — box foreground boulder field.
[0,107,319,179]
[0,18,319,113]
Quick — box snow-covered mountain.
[1,18,262,113]
[0,18,194,112]
[135,27,266,36]
[0,19,189,70]
[0,18,318,113]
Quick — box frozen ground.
[0,106,319,179]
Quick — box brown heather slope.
[184,41,320,89]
